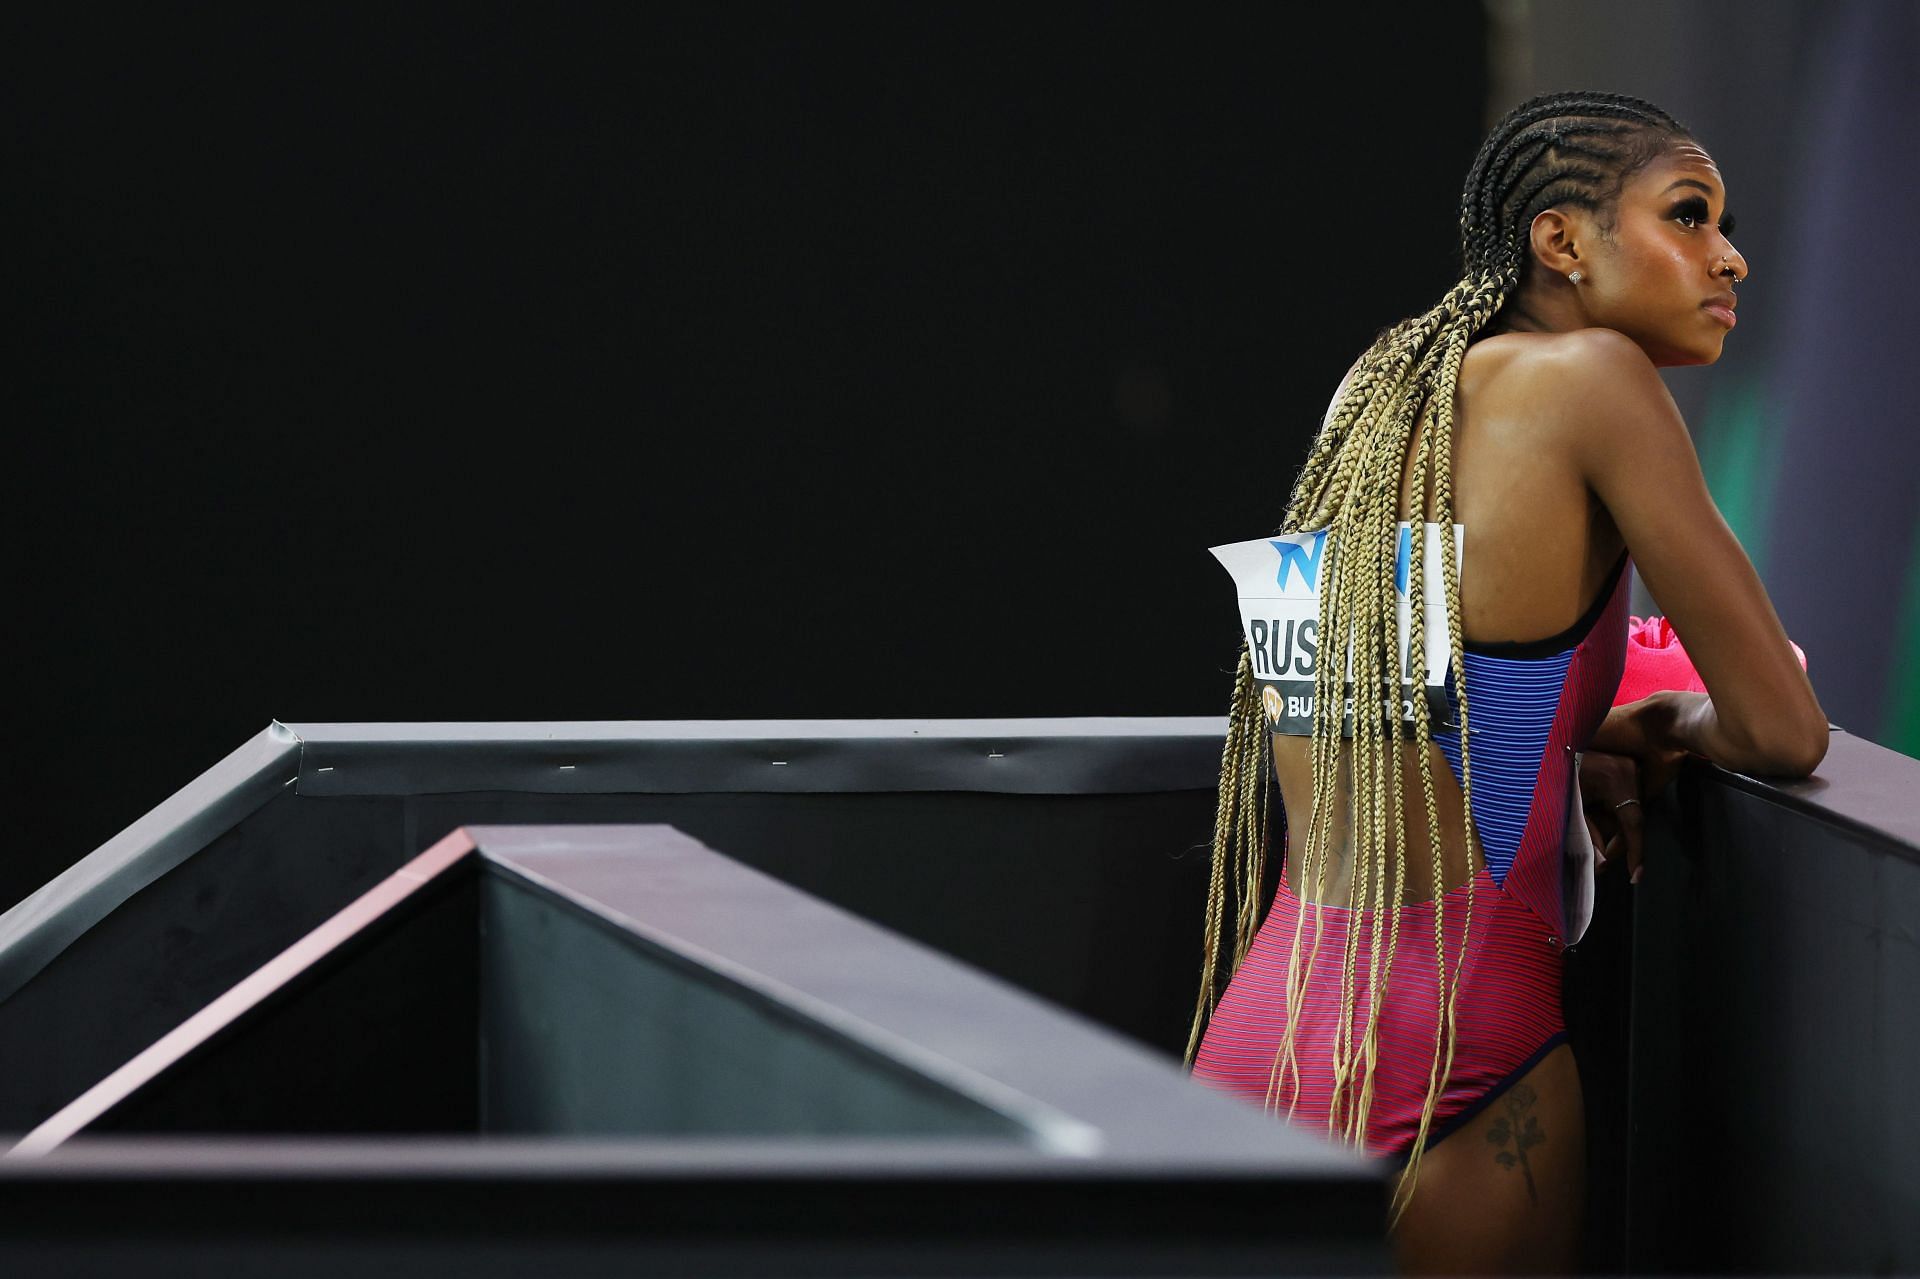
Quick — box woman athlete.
[1185,91,1827,1274]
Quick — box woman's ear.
[1527,207,1585,277]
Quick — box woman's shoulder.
[1468,327,1657,391]
[1463,328,1665,433]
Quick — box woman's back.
[1197,332,1636,1179]
[1269,329,1628,909]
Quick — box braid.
[1186,90,1693,1227]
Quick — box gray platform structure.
[0,720,1384,1276]
[0,719,1914,1275]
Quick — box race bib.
[1210,522,1464,737]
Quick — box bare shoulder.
[1542,328,1666,403]
[1466,328,1680,458]
[1471,327,1661,402]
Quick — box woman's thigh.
[1389,1042,1586,1275]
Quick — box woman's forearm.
[1656,689,1826,778]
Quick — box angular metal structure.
[0,721,1387,1275]
[0,720,1238,1132]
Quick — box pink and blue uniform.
[1191,549,1632,1158]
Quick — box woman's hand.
[1580,696,1693,883]
[1590,690,1698,758]
[1577,751,1646,881]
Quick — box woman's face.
[1578,142,1747,366]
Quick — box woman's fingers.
[1615,794,1646,883]
[1578,749,1645,878]
[1585,814,1607,866]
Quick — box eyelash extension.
[1672,195,1737,236]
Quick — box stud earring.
[1568,270,1584,284]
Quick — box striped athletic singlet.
[1190,548,1633,1158]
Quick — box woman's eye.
[1672,199,1710,228]
[1671,198,1735,237]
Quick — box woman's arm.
[1552,329,1828,777]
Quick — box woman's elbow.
[1789,718,1830,777]
[1761,716,1829,779]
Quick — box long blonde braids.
[1184,91,1695,1223]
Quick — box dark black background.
[5,5,1487,908]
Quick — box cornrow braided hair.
[1185,90,1691,1225]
